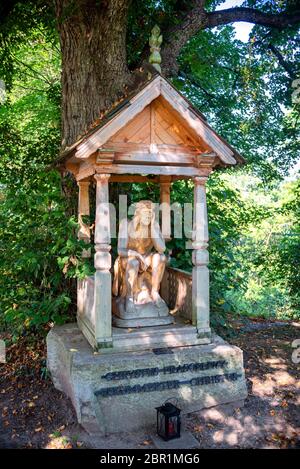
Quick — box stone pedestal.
[113,296,173,328]
[47,324,247,435]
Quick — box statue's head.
[134,200,153,226]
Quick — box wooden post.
[160,176,171,304]
[160,176,171,241]
[77,180,91,258]
[94,173,112,348]
[192,176,211,339]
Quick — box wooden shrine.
[57,71,244,351]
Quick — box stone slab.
[47,323,247,435]
[113,315,174,328]
[111,321,211,350]
[78,318,211,352]
[152,431,200,449]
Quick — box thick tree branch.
[207,7,300,29]
[161,6,207,76]
[161,6,300,76]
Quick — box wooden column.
[77,180,91,258]
[159,176,171,304]
[192,176,211,339]
[160,176,171,241]
[94,173,112,348]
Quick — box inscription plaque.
[95,372,242,398]
[101,360,228,381]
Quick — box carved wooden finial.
[149,25,162,73]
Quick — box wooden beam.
[65,161,79,176]
[76,164,95,181]
[77,180,91,258]
[95,164,203,177]
[113,152,195,165]
[101,142,199,154]
[110,175,159,183]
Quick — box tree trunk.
[55,0,130,148]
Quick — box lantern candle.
[156,401,181,441]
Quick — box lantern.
[156,401,181,441]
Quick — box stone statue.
[113,200,173,327]
[149,25,162,73]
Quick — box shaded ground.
[0,331,81,449]
[0,318,299,449]
[186,319,300,449]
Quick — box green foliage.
[222,176,300,320]
[131,171,300,324]
[262,179,300,314]
[0,139,93,332]
[174,24,300,180]
[0,27,91,333]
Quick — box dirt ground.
[0,317,299,449]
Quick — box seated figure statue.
[112,200,173,327]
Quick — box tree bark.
[55,0,130,148]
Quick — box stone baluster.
[77,180,91,258]
[94,173,112,348]
[192,176,211,339]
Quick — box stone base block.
[47,323,247,435]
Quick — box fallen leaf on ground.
[141,440,151,446]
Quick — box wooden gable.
[60,75,244,182]
[106,97,208,151]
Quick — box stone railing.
[161,266,193,323]
[77,276,95,328]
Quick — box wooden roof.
[57,67,245,169]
